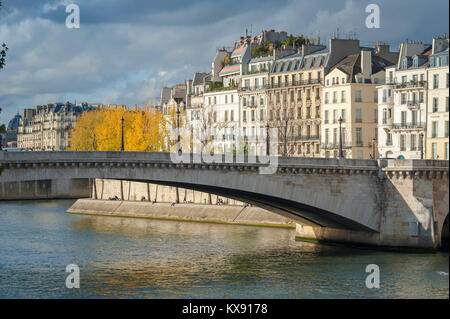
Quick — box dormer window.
[402,57,408,69]
[413,56,419,68]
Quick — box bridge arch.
[441,214,449,250]
[0,151,386,232]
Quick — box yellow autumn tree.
[69,106,170,152]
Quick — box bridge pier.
[296,162,449,250]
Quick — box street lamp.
[338,116,343,159]
[266,122,270,156]
[372,137,376,160]
[120,116,124,151]
[176,103,181,154]
[419,132,424,159]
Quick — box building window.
[445,121,449,138]
[306,107,311,119]
[433,74,439,89]
[433,97,439,112]
[411,110,417,125]
[355,90,362,102]
[386,133,392,146]
[341,109,346,122]
[356,128,363,146]
[410,134,416,151]
[333,110,338,123]
[400,135,406,151]
[401,93,407,104]
[401,111,407,125]
[324,110,329,124]
[355,109,362,123]
[446,142,449,160]
[374,109,378,123]
[432,121,438,138]
[432,143,438,159]
[325,92,329,104]
[341,91,346,103]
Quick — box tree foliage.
[282,34,311,47]
[251,40,273,58]
[69,106,169,152]
[0,2,8,70]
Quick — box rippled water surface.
[0,200,448,298]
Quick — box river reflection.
[0,200,448,298]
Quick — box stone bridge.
[0,151,448,249]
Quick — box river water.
[0,200,448,299]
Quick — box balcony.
[290,134,320,141]
[406,101,421,110]
[240,86,264,92]
[394,81,427,90]
[266,79,322,90]
[320,143,352,150]
[392,122,426,130]
[244,68,269,75]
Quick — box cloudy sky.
[0,0,448,124]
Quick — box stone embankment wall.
[0,178,90,200]
[67,198,295,228]
[92,178,245,206]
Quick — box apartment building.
[17,102,94,151]
[202,88,240,154]
[377,41,431,159]
[239,56,273,155]
[426,37,449,159]
[321,49,394,159]
[186,72,211,153]
[265,38,361,157]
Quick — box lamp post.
[420,132,424,159]
[372,137,376,160]
[176,103,181,154]
[266,122,270,156]
[120,116,124,151]
[338,116,343,159]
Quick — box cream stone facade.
[426,37,449,160]
[239,56,273,155]
[203,88,240,154]
[17,102,94,151]
[377,41,431,159]
[321,50,392,159]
